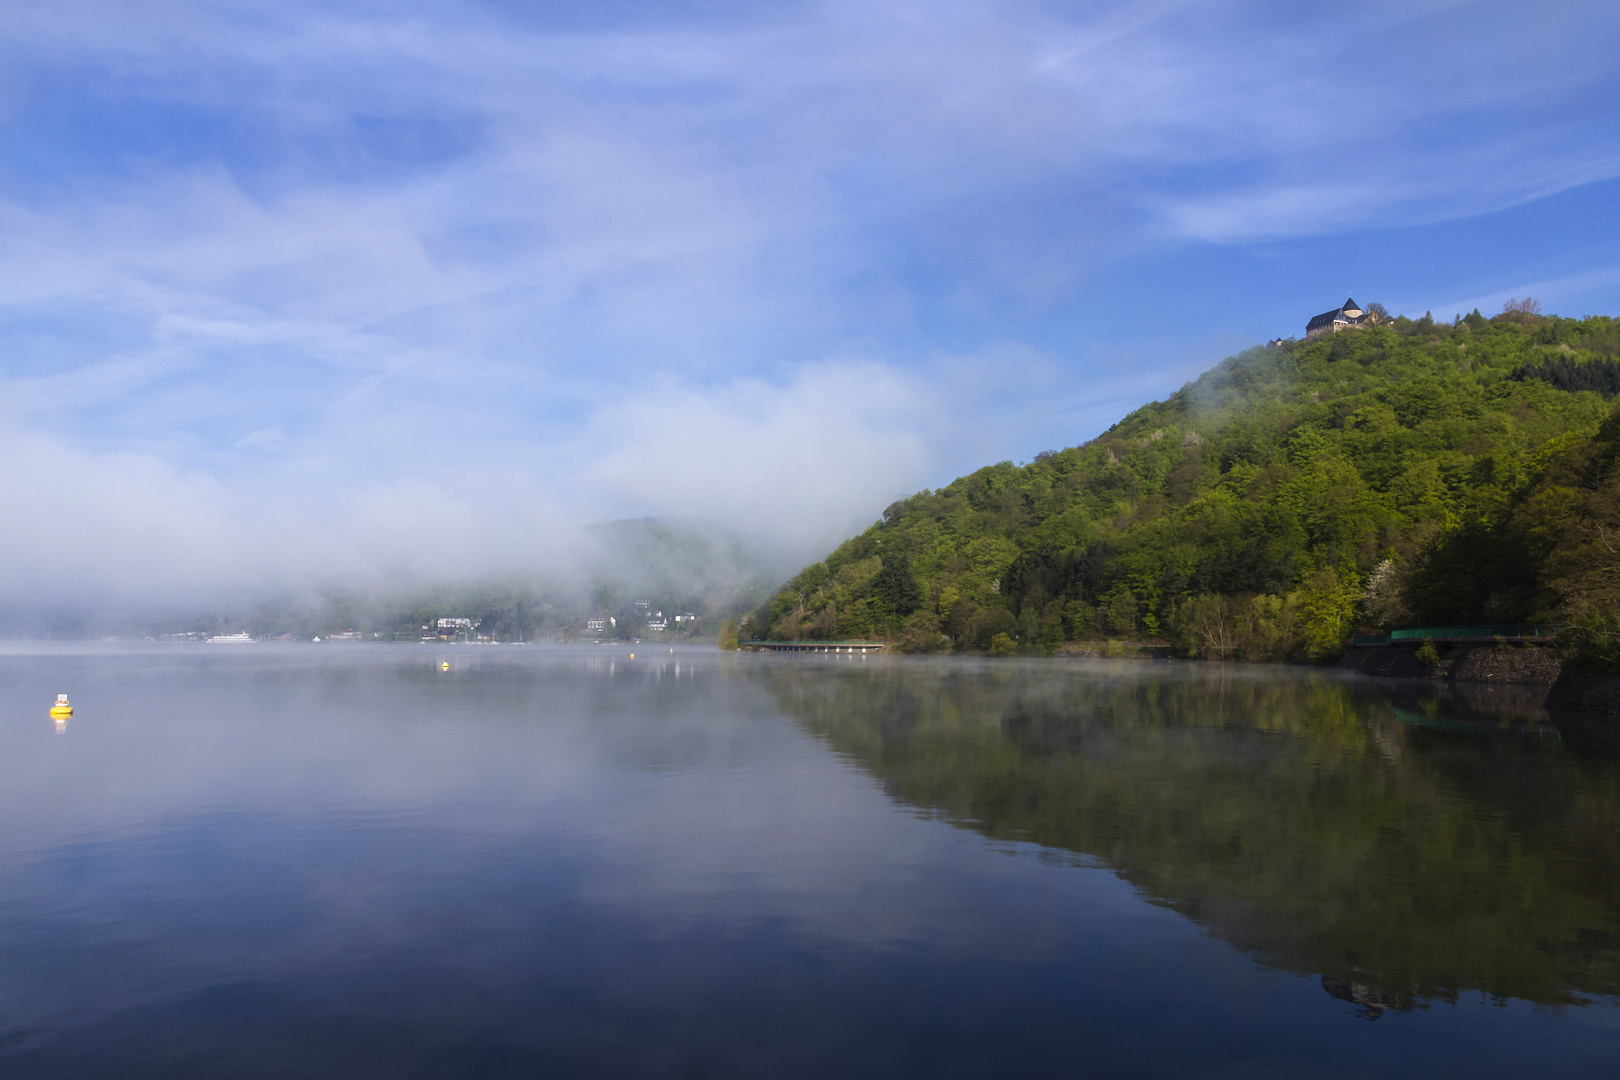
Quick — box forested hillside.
[754,307,1620,663]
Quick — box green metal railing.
[1390,624,1559,641]
[1354,625,1560,646]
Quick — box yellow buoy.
[629,653,634,659]
[49,693,73,717]
[440,661,450,671]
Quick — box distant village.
[150,602,708,645]
[584,601,701,638]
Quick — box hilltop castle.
[1305,297,1375,339]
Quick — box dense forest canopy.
[756,307,1620,665]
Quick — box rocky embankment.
[1340,644,1620,727]
[1339,644,1562,685]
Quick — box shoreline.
[1335,642,1562,685]
[1337,643,1620,731]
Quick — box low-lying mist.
[6,515,788,641]
[0,361,948,637]
[1,346,1193,638]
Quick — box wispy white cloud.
[0,0,1616,606]
[586,361,938,558]
[0,424,584,606]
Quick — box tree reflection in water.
[765,659,1620,1012]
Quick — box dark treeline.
[756,306,1620,668]
[1514,355,1620,397]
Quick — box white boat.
[207,633,254,644]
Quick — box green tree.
[1294,566,1360,659]
[1105,588,1138,637]
[872,550,923,618]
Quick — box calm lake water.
[1,644,1616,1078]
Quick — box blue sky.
[2,0,1619,604]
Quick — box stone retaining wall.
[1338,643,1563,685]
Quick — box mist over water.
[0,516,788,638]
[2,644,1616,1077]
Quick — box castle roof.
[1305,296,1366,333]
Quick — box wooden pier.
[746,640,888,654]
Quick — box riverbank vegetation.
[756,305,1620,666]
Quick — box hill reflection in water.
[765,658,1620,1012]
